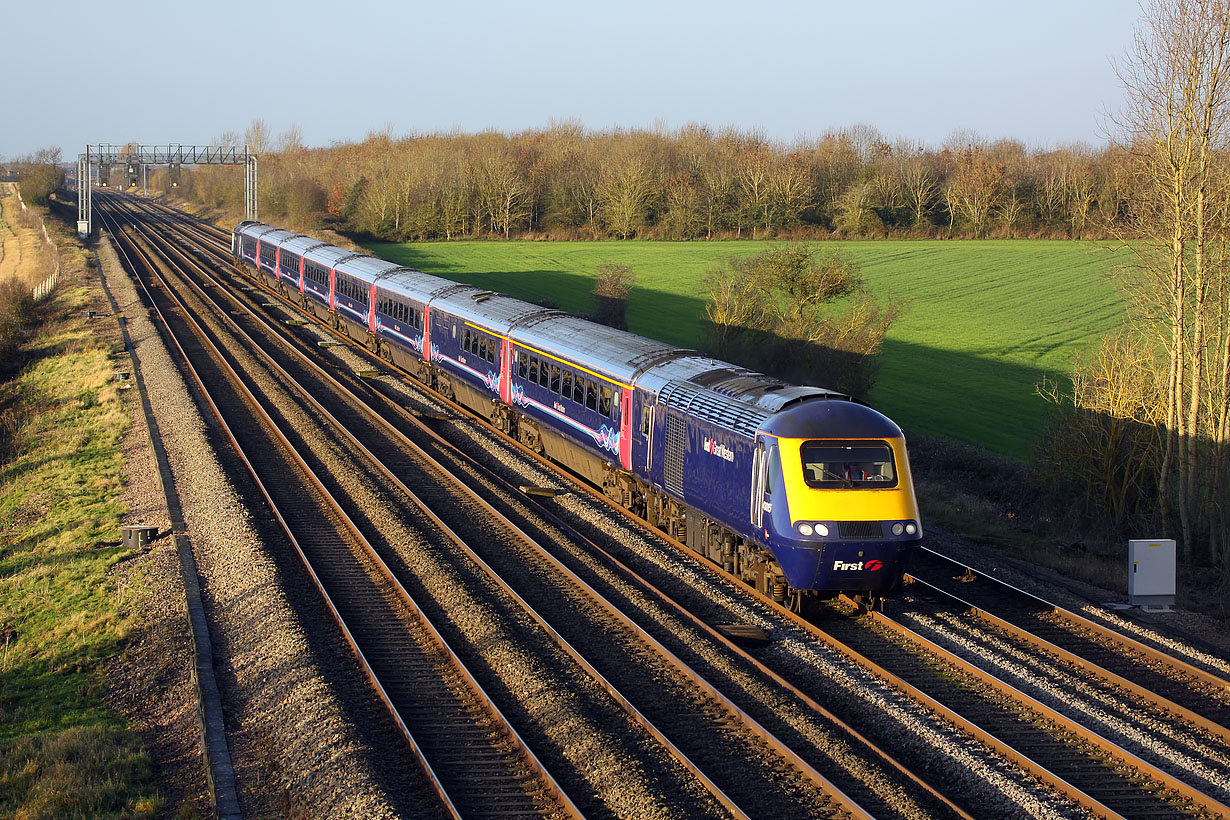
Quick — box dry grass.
[0,227,162,816]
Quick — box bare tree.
[245,119,271,156]
[1113,0,1230,580]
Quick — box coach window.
[549,365,561,393]
[477,335,488,361]
[527,356,539,383]
[575,376,587,405]
[561,371,573,401]
[462,329,472,353]
[518,352,528,377]
[600,386,613,417]
[585,380,598,412]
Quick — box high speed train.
[233,221,923,608]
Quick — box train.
[232,221,923,608]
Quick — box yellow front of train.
[758,400,922,595]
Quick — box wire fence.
[14,187,62,303]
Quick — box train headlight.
[905,521,918,535]
[814,523,829,537]
[891,523,905,536]
[797,523,814,536]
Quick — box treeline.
[177,121,1128,241]
[8,147,64,208]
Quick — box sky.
[2,0,1141,160]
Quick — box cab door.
[750,434,776,535]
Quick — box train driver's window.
[599,386,613,417]
[641,405,651,436]
[550,365,561,393]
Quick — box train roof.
[376,269,464,303]
[334,255,407,281]
[302,244,358,268]
[511,313,681,386]
[760,397,901,440]
[279,235,330,256]
[430,288,550,334]
[254,228,298,246]
[235,221,282,239]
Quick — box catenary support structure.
[76,145,256,237]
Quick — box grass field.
[0,246,163,816]
[366,239,1127,460]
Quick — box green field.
[365,239,1126,460]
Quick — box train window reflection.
[800,441,897,489]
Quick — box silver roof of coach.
[279,235,329,256]
[511,314,681,386]
[335,255,408,282]
[375,269,463,304]
[430,289,548,335]
[254,228,298,246]
[303,244,361,268]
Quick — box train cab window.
[585,379,598,411]
[800,441,897,489]
[599,386,613,417]
[550,365,561,393]
[641,405,651,436]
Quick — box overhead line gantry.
[76,144,257,237]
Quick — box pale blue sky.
[3,0,1140,159]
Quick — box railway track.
[97,194,896,819]
[98,199,580,820]
[99,193,1230,819]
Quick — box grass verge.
[0,269,162,816]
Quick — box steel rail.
[119,195,1227,819]
[147,190,968,816]
[911,546,1230,694]
[906,572,1230,746]
[132,197,1123,819]
[865,606,1230,818]
[97,197,584,820]
[117,194,878,820]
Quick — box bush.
[0,277,35,372]
[592,262,634,329]
[702,246,901,397]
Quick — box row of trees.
[174,120,1131,242]
[6,148,63,207]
